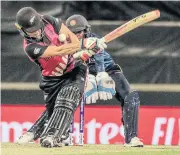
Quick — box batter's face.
[26,29,42,40]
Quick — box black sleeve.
[43,15,64,34]
[25,43,48,60]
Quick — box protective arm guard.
[122,91,140,143]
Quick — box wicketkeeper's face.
[75,31,85,40]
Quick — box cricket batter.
[15,7,106,148]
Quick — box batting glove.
[96,72,116,100]
[73,49,95,61]
[81,37,107,52]
[84,74,99,104]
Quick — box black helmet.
[16,7,43,33]
[66,14,91,33]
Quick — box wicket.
[69,96,85,146]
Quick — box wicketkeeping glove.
[84,74,99,104]
[96,72,116,100]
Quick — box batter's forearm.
[56,43,81,56]
[41,43,81,57]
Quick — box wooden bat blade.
[102,10,160,43]
[59,23,80,44]
[59,23,81,54]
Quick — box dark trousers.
[107,64,131,106]
[39,63,87,118]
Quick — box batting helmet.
[66,14,91,33]
[15,7,43,33]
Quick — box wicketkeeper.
[67,14,143,147]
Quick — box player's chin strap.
[122,91,140,143]
[84,26,91,38]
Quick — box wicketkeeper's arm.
[94,49,105,73]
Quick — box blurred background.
[1,1,180,145]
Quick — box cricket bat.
[73,10,160,59]
[101,9,160,43]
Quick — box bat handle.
[73,52,81,59]
[100,37,106,43]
